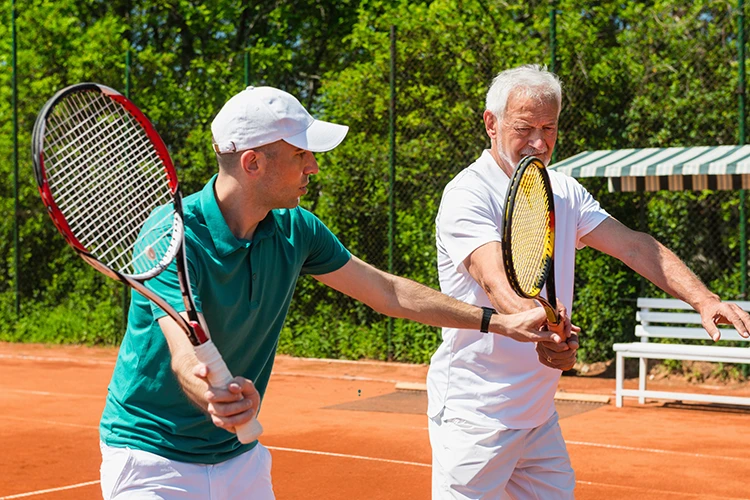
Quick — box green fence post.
[549,0,558,165]
[12,0,20,317]
[739,0,747,298]
[121,48,132,336]
[245,51,250,86]
[387,25,396,360]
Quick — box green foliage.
[278,276,388,359]
[1,0,378,347]
[1,0,746,367]
[0,283,122,345]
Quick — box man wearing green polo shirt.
[98,86,570,499]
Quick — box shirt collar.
[200,175,276,257]
[476,149,511,184]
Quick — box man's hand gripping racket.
[31,83,263,443]
[501,156,561,327]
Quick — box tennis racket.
[31,82,263,444]
[501,156,560,326]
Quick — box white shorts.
[429,411,575,499]
[100,441,275,500]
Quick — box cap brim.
[284,119,349,153]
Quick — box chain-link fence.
[556,0,745,292]
[282,0,749,362]
[4,0,748,364]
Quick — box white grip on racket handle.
[194,340,264,444]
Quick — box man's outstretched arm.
[581,217,750,341]
[313,255,565,345]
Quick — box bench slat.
[634,325,750,342]
[637,311,703,325]
[617,389,750,406]
[613,342,750,363]
[636,297,750,310]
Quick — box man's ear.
[240,149,260,174]
[483,110,498,141]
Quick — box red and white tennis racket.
[31,82,263,444]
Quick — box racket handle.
[536,298,561,326]
[194,340,264,444]
[544,305,560,326]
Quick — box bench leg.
[616,352,624,408]
[638,356,647,404]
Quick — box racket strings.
[42,89,177,277]
[48,94,160,216]
[53,116,153,209]
[509,167,554,296]
[45,94,165,240]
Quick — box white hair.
[485,64,562,120]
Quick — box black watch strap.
[480,307,496,333]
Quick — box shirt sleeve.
[570,177,610,249]
[298,209,351,275]
[437,184,503,273]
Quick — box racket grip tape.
[193,340,264,444]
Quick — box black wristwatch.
[480,307,496,333]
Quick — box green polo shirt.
[100,175,350,463]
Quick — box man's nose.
[305,153,319,174]
[528,130,545,150]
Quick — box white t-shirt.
[427,150,609,429]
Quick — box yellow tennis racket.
[501,156,559,325]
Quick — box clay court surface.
[0,342,748,499]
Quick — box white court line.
[272,371,402,383]
[266,446,431,467]
[0,354,404,384]
[0,413,742,464]
[0,352,398,368]
[1,399,743,464]
[576,480,749,499]
[0,480,100,499]
[2,385,744,465]
[0,415,98,430]
[567,440,745,462]
[280,357,423,367]
[0,353,409,369]
[0,353,115,366]
[1,445,745,499]
[0,476,744,500]
[0,447,429,500]
[5,388,102,399]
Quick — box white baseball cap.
[211,86,349,154]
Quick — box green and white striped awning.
[548,145,750,192]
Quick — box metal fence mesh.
[283,0,748,362]
[5,1,748,363]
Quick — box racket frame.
[31,82,263,443]
[501,156,560,325]
[32,83,201,342]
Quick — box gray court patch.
[325,391,606,419]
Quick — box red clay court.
[1,342,749,499]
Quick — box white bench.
[613,297,750,408]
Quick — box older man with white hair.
[428,64,750,499]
